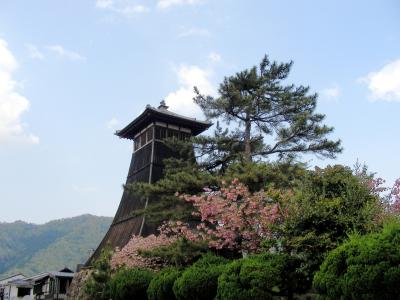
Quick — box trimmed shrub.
[147,267,182,300]
[108,268,154,300]
[313,221,400,299]
[216,253,307,300]
[280,165,382,277]
[173,254,228,300]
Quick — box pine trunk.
[244,118,252,162]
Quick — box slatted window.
[134,127,154,152]
[154,126,192,141]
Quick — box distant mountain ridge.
[0,214,112,277]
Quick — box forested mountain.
[0,214,112,277]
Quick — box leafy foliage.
[216,253,308,300]
[84,247,113,300]
[108,268,154,300]
[162,179,288,254]
[313,221,400,299]
[147,267,182,300]
[277,165,383,277]
[194,54,342,163]
[139,238,208,267]
[0,214,111,277]
[172,254,228,300]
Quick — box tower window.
[134,137,140,151]
[140,132,146,145]
[134,127,155,152]
[147,128,153,141]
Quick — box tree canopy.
[194,55,342,165]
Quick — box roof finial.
[158,100,169,110]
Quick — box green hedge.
[108,268,154,300]
[173,254,228,300]
[313,221,400,299]
[147,267,182,300]
[216,253,307,300]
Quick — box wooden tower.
[88,101,211,263]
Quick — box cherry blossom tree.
[354,165,400,217]
[111,234,176,271]
[389,179,400,214]
[160,179,289,254]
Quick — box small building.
[0,268,74,300]
[0,273,32,300]
[29,268,74,300]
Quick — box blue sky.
[0,0,399,223]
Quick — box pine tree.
[194,55,342,163]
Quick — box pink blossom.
[111,234,176,270]
[161,179,288,254]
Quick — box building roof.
[0,274,26,286]
[116,102,212,139]
[7,279,32,288]
[27,270,75,282]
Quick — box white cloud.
[320,85,340,101]
[96,0,114,8]
[95,0,150,16]
[359,59,400,102]
[0,39,39,144]
[106,117,120,130]
[176,27,210,39]
[208,51,221,63]
[157,0,201,9]
[47,45,85,61]
[26,44,45,60]
[165,64,215,118]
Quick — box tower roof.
[116,102,212,139]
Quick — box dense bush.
[173,254,228,300]
[84,247,112,300]
[147,267,182,300]
[216,253,307,300]
[279,165,382,277]
[140,238,208,267]
[108,268,154,300]
[313,221,400,299]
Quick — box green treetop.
[194,55,342,163]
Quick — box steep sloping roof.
[116,104,211,139]
[7,279,32,288]
[0,274,26,285]
[27,271,74,282]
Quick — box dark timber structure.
[88,101,211,264]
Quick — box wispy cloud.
[176,27,211,39]
[47,45,85,61]
[157,0,202,9]
[106,117,120,130]
[320,85,340,101]
[95,0,150,17]
[208,51,221,63]
[96,0,114,8]
[0,38,39,144]
[26,44,45,60]
[165,63,215,118]
[359,59,400,102]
